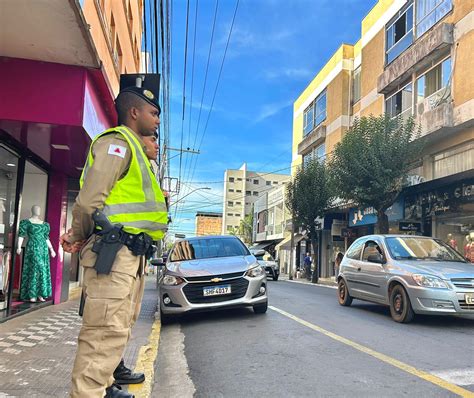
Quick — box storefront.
[403,170,474,261]
[0,57,116,321]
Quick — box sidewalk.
[0,275,159,398]
[279,272,338,287]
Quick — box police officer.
[61,86,167,398]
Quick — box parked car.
[337,234,474,323]
[155,235,268,323]
[251,249,279,281]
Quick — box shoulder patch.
[108,144,127,158]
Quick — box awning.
[275,234,306,251]
[250,239,282,252]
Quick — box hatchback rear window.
[169,238,250,261]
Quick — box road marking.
[128,319,161,398]
[269,305,474,398]
[431,369,474,387]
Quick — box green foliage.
[238,213,254,244]
[329,114,422,232]
[286,159,335,234]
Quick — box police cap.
[117,86,161,115]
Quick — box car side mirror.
[367,254,384,264]
[151,258,165,266]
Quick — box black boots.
[113,359,145,385]
[105,383,134,398]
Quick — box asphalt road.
[153,280,474,398]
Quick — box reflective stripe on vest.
[80,126,168,240]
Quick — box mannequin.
[465,234,474,263]
[446,233,457,250]
[16,205,56,302]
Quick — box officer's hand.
[60,230,84,254]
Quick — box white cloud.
[254,99,293,123]
[263,67,313,80]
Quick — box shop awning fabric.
[275,234,306,251]
[250,240,282,252]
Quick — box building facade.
[0,0,143,321]
[195,212,223,237]
[292,0,473,277]
[222,163,290,235]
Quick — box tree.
[286,159,335,282]
[238,213,254,244]
[329,114,422,234]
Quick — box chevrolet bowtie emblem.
[211,277,223,283]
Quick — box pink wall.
[0,57,85,126]
[46,171,68,304]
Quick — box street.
[154,279,474,398]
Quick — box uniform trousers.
[70,265,145,398]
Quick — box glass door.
[0,146,19,313]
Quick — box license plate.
[465,293,474,305]
[203,285,231,297]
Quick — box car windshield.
[169,237,250,261]
[385,237,467,263]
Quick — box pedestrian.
[303,252,312,280]
[60,85,168,398]
[335,252,344,280]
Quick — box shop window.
[416,57,451,105]
[352,66,361,104]
[386,3,413,64]
[433,143,474,179]
[385,83,413,119]
[0,147,19,312]
[416,0,452,38]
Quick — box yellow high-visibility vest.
[80,126,168,240]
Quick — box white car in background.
[251,249,280,281]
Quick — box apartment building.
[81,0,144,95]
[292,0,473,277]
[195,212,223,236]
[222,163,290,235]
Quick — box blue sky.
[163,0,376,237]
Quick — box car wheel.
[338,278,353,306]
[272,271,279,281]
[389,284,415,323]
[253,301,268,314]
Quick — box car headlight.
[162,275,184,285]
[412,274,447,289]
[245,265,266,277]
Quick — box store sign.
[399,222,421,232]
[341,228,357,238]
[405,180,474,219]
[348,199,404,227]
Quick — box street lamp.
[169,187,211,207]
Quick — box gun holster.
[92,227,124,275]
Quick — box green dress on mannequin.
[17,206,56,302]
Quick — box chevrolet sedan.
[156,236,268,322]
[337,235,474,323]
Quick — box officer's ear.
[130,106,140,121]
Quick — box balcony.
[298,124,326,155]
[416,100,454,139]
[378,23,453,94]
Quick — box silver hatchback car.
[337,235,474,323]
[156,235,268,322]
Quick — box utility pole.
[289,210,295,281]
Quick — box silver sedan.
[337,234,474,323]
[155,235,268,322]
